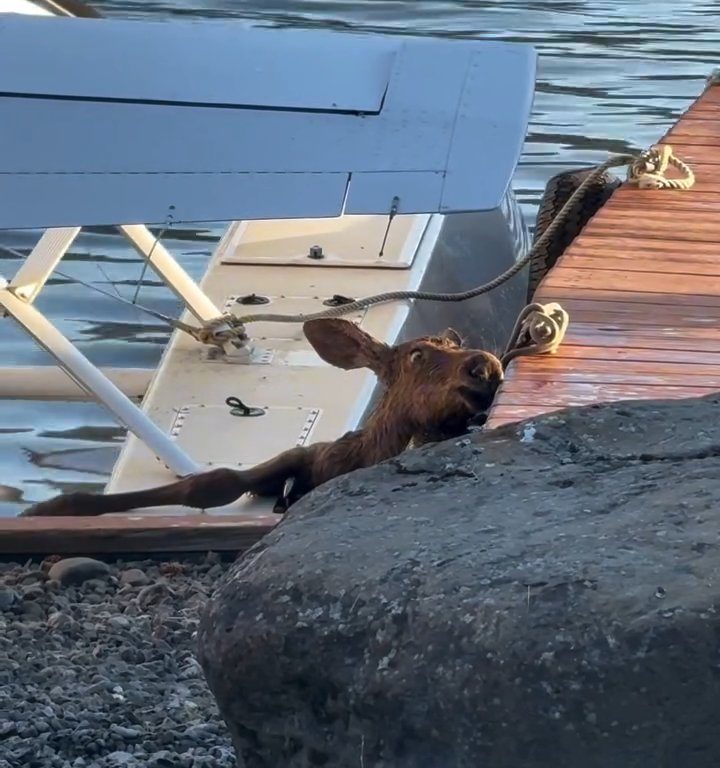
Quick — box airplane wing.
[0,15,536,228]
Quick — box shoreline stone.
[48,557,111,586]
[198,393,720,767]
[0,555,236,768]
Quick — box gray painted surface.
[0,15,397,111]
[0,16,536,226]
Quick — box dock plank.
[542,268,720,295]
[0,514,278,556]
[497,382,715,407]
[508,354,720,375]
[486,81,720,430]
[570,235,720,259]
[557,256,720,277]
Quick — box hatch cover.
[169,405,321,468]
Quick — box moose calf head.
[304,318,504,444]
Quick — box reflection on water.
[1,0,718,515]
[0,401,125,516]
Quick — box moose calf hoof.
[20,492,99,517]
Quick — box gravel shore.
[0,553,237,768]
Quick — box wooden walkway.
[486,81,720,429]
[1,514,277,556]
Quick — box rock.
[136,582,171,609]
[120,568,149,587]
[84,578,109,594]
[48,557,111,586]
[47,611,75,631]
[0,587,19,611]
[20,585,45,601]
[198,393,720,768]
[147,750,176,767]
[108,616,131,631]
[106,750,137,766]
[182,723,214,740]
[20,600,45,620]
[110,724,142,740]
[19,569,47,585]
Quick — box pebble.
[21,585,46,601]
[48,557,111,586]
[0,586,19,611]
[120,568,149,587]
[148,751,175,767]
[0,556,237,768]
[110,724,142,740]
[21,600,46,620]
[47,611,75,631]
[137,582,171,609]
[19,569,46,584]
[108,616,131,631]
[106,750,136,766]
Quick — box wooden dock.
[0,513,278,556]
[4,82,720,556]
[486,81,720,429]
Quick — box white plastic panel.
[0,16,396,112]
[169,405,321,468]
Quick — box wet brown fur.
[21,318,503,518]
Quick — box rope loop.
[500,302,570,368]
[52,146,691,361]
[230,147,694,329]
[626,144,695,190]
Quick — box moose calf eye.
[410,349,423,363]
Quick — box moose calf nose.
[464,352,503,383]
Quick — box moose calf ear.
[303,318,392,376]
[439,328,464,347]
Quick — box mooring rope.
[2,145,692,362]
[500,302,570,368]
[626,144,695,190]
[229,145,695,327]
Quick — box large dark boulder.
[197,394,720,768]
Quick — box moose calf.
[21,318,503,518]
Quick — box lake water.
[1,0,718,515]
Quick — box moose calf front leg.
[180,467,248,510]
[21,467,249,518]
[21,446,312,518]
